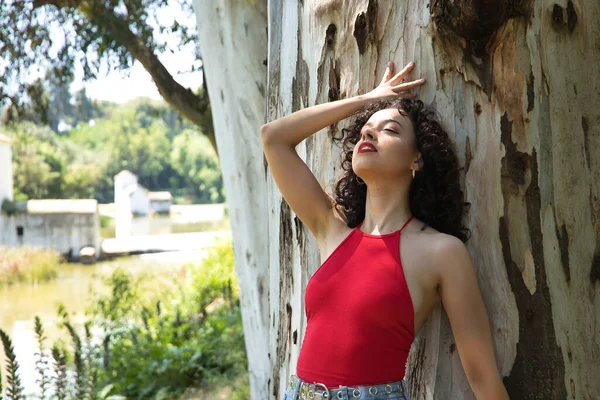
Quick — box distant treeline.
[3,96,224,204]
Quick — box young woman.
[261,62,509,400]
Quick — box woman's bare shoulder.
[410,219,459,244]
[409,220,467,281]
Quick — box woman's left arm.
[435,235,510,400]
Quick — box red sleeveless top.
[296,217,415,387]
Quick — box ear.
[413,153,423,171]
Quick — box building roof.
[0,133,12,143]
[148,191,172,201]
[114,170,137,179]
[27,199,98,214]
[124,183,148,196]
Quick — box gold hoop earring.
[356,176,365,185]
[412,169,415,179]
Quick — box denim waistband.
[285,374,408,400]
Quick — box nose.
[361,127,376,141]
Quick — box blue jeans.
[282,374,409,400]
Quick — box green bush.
[0,239,249,400]
[1,199,19,216]
[0,246,61,286]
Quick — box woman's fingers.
[389,62,416,86]
[392,78,426,92]
[379,61,395,86]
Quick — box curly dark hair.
[331,98,470,242]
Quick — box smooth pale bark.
[197,0,600,399]
[193,2,269,400]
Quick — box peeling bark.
[193,2,269,399]
[196,0,600,399]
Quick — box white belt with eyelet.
[287,374,405,399]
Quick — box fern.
[51,344,68,400]
[63,321,87,399]
[0,329,25,400]
[84,321,97,399]
[102,334,110,370]
[34,316,50,399]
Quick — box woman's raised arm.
[260,62,424,240]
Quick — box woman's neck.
[361,180,412,234]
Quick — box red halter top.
[296,217,415,387]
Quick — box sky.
[66,2,203,104]
[73,49,203,104]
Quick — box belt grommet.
[385,384,393,393]
[368,386,378,395]
[337,391,343,399]
[352,389,361,398]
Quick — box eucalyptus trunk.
[193,2,270,399]
[195,1,600,399]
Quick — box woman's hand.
[363,61,425,101]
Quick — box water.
[101,203,229,238]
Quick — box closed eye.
[384,128,397,134]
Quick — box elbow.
[260,123,272,146]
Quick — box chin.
[353,158,380,173]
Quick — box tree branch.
[32,0,218,157]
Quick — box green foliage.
[8,122,64,199]
[89,240,246,398]
[51,344,69,400]
[62,320,88,399]
[0,240,248,399]
[99,215,111,229]
[171,130,225,203]
[34,316,51,399]
[1,199,18,216]
[0,0,198,117]
[6,97,224,204]
[0,246,61,287]
[0,329,25,399]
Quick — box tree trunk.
[192,2,270,400]
[197,0,600,399]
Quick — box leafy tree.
[0,0,216,155]
[10,123,64,199]
[6,98,224,203]
[171,129,224,203]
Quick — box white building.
[0,200,101,261]
[114,170,172,216]
[149,191,172,214]
[114,170,150,216]
[0,134,101,260]
[0,134,14,204]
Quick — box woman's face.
[352,108,419,182]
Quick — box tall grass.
[0,246,61,286]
